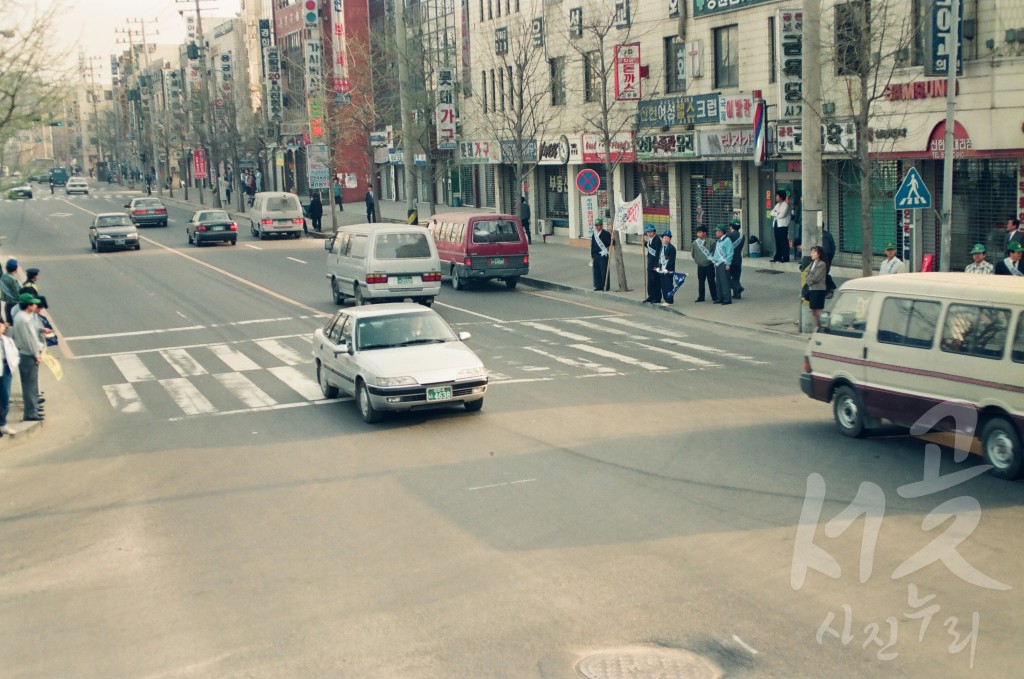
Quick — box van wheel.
[505,277,518,289]
[331,278,345,305]
[250,222,257,237]
[833,385,867,438]
[981,417,1023,480]
[317,361,339,399]
[357,380,381,423]
[451,265,464,290]
[353,285,367,306]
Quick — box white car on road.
[65,177,90,195]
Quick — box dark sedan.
[90,213,141,252]
[8,183,33,199]
[187,210,238,246]
[124,197,168,227]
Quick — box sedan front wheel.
[357,380,381,423]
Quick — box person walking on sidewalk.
[591,219,612,291]
[690,225,718,303]
[1,259,22,325]
[770,190,792,262]
[727,218,745,300]
[642,224,662,304]
[711,225,734,305]
[365,188,377,223]
[309,193,324,233]
[333,177,343,212]
[12,293,43,422]
[519,196,532,245]
[658,230,678,305]
[0,322,17,436]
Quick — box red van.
[426,212,529,290]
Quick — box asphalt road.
[1,185,1021,678]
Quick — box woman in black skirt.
[806,246,828,329]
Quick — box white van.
[248,191,305,239]
[801,273,1024,479]
[325,223,442,306]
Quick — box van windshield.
[374,232,432,259]
[472,219,520,244]
[267,196,299,211]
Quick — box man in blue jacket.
[711,224,734,305]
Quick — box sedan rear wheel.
[317,362,339,399]
[357,380,381,423]
[187,230,194,244]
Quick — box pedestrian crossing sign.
[894,167,931,209]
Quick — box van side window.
[825,291,872,337]
[941,304,1010,359]
[877,297,940,348]
[472,219,520,244]
[333,232,350,255]
[1012,315,1024,364]
[453,222,465,244]
[348,234,368,258]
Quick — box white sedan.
[65,177,90,195]
[313,304,488,423]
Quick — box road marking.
[563,318,648,338]
[267,365,323,400]
[166,397,349,422]
[245,244,262,250]
[524,290,630,315]
[603,316,683,337]
[732,635,759,655]
[487,376,553,385]
[176,311,187,319]
[523,346,617,373]
[521,321,590,341]
[468,478,536,491]
[256,339,305,366]
[660,338,771,365]
[103,383,146,413]
[160,377,217,415]
[433,301,504,323]
[214,372,278,408]
[627,342,720,368]
[73,332,312,360]
[160,348,209,376]
[112,354,155,382]
[286,256,307,264]
[570,343,668,371]
[65,325,206,341]
[209,344,261,371]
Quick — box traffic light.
[187,42,200,60]
[303,0,318,26]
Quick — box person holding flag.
[591,219,612,291]
[642,224,662,304]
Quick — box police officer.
[591,219,612,291]
[642,224,662,303]
[659,230,678,305]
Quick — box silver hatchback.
[312,304,487,423]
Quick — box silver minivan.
[249,192,305,239]
[325,223,442,307]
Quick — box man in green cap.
[878,242,905,275]
[964,243,993,275]
[590,218,612,290]
[994,241,1023,276]
[11,292,44,421]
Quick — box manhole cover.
[576,648,721,679]
[755,269,786,275]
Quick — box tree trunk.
[605,159,628,291]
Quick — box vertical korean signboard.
[330,0,351,93]
[305,39,323,96]
[614,43,641,101]
[307,143,330,189]
[265,47,283,122]
[924,0,963,77]
[193,149,207,179]
[777,8,803,120]
[435,68,456,150]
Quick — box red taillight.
[464,257,472,266]
[292,218,304,225]
[196,225,207,232]
[261,219,273,225]
[229,223,238,231]
[155,208,167,214]
[133,209,146,215]
[366,273,388,284]
[803,357,811,373]
[523,255,529,265]
[422,272,442,282]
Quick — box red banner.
[193,149,207,179]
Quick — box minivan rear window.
[266,196,299,211]
[375,232,431,259]
[472,219,520,244]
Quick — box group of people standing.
[688,221,746,306]
[0,259,53,434]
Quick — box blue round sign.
[576,169,600,195]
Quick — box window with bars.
[460,166,476,206]
[498,67,505,111]
[481,70,488,112]
[713,25,739,88]
[834,159,899,256]
[483,165,496,207]
[584,51,599,102]
[937,159,1020,269]
[542,167,569,219]
[550,57,566,105]
[688,163,733,241]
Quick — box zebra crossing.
[2,192,138,203]
[87,315,769,420]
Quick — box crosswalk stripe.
[256,339,306,366]
[603,317,683,337]
[103,383,146,413]
[523,346,618,373]
[159,377,217,415]
[160,348,209,377]
[209,344,261,371]
[628,342,720,367]
[214,373,278,408]
[660,338,770,365]
[562,318,647,338]
[569,343,668,371]
[521,321,590,341]
[267,366,323,400]
[112,354,155,382]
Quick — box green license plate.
[426,386,452,402]
[490,257,506,266]
[397,276,413,285]
[115,239,126,245]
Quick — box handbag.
[39,314,58,347]
[801,283,809,301]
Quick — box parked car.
[248,191,305,239]
[8,183,33,199]
[65,177,89,195]
[89,212,140,252]
[324,223,442,307]
[313,303,487,423]
[187,210,238,246]
[124,197,168,227]
[425,213,529,290]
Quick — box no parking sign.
[576,169,600,195]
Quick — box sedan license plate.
[426,386,452,402]
[115,239,126,245]
[147,210,155,214]
[490,257,506,266]
[397,276,413,285]
[212,225,224,231]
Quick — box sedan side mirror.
[458,331,472,341]
[324,238,334,252]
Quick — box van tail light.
[464,257,472,267]
[196,225,207,232]
[292,218,304,225]
[229,223,238,231]
[523,255,529,265]
[261,219,273,225]
[133,209,146,215]
[422,272,442,282]
[366,273,388,284]
[803,357,811,373]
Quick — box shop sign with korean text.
[777,8,803,120]
[305,38,324,95]
[614,43,641,101]
[719,93,754,125]
[306,143,330,189]
[459,140,495,164]
[773,121,858,155]
[692,0,772,16]
[538,135,581,165]
[435,68,456,150]
[193,149,207,179]
[637,93,719,128]
[499,139,538,164]
[331,0,352,93]
[309,98,326,142]
[924,0,963,77]
[636,132,698,160]
[699,129,754,157]
[265,47,283,121]
[582,132,635,163]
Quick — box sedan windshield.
[198,211,230,222]
[134,199,162,208]
[356,313,456,350]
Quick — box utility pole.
[126,17,163,196]
[115,28,142,186]
[394,0,417,220]
[80,55,105,174]
[176,0,221,207]
[938,0,961,272]
[800,0,823,333]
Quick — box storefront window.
[688,162,733,241]
[633,163,670,233]
[542,166,569,219]
[935,159,1018,270]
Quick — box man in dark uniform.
[727,218,745,300]
[994,241,1023,275]
[642,224,662,303]
[519,196,532,245]
[591,219,612,291]
[659,229,678,305]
